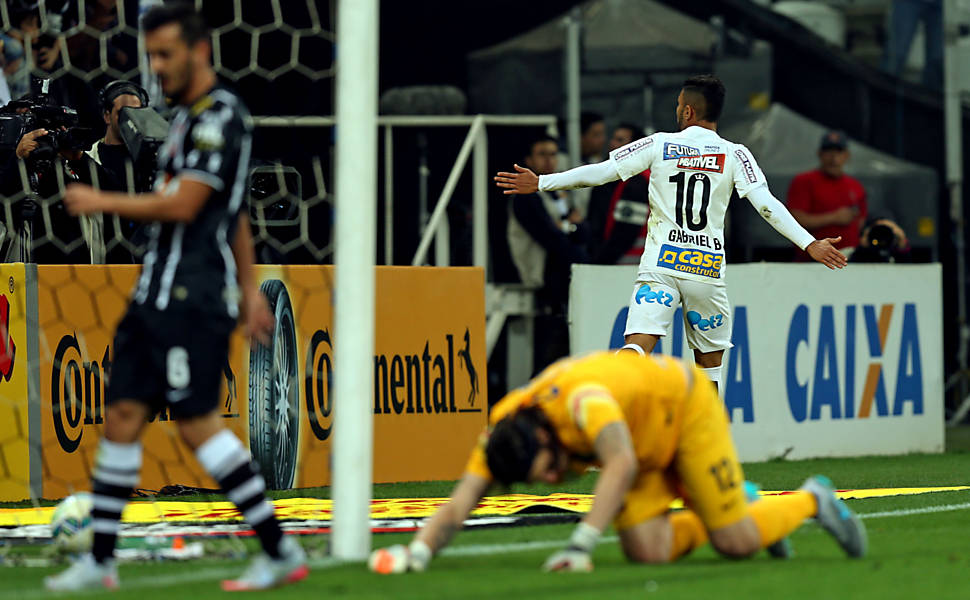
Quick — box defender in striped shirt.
[52,3,307,593]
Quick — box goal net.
[0,0,341,563]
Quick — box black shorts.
[106,306,235,419]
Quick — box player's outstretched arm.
[494,164,539,195]
[544,421,637,573]
[744,186,847,269]
[494,160,620,195]
[806,236,849,270]
[370,473,490,574]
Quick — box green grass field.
[2,434,969,599]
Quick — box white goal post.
[332,0,378,561]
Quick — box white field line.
[439,501,970,557]
[441,536,620,557]
[857,501,970,519]
[5,501,969,600]
[6,566,242,599]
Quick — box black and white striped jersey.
[132,83,252,319]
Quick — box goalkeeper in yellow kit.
[370,352,866,573]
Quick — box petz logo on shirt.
[735,149,758,183]
[663,143,700,160]
[657,244,722,278]
[676,154,725,173]
[614,137,654,162]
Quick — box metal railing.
[252,113,557,271]
[253,113,555,377]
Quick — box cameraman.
[88,81,152,263]
[87,81,150,192]
[0,122,103,264]
[850,218,912,264]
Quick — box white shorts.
[623,273,733,353]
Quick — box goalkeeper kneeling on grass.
[370,351,867,573]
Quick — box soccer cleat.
[743,480,794,559]
[221,535,309,591]
[800,475,868,558]
[43,553,119,592]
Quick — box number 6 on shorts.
[167,346,191,389]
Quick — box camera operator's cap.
[819,130,848,151]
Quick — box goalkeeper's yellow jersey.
[465,351,705,480]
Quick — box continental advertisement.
[19,264,486,501]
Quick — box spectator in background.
[0,33,25,104]
[559,112,607,218]
[4,4,102,131]
[3,6,40,102]
[506,135,589,371]
[850,217,912,263]
[787,131,867,259]
[64,0,139,91]
[580,111,606,164]
[883,0,942,89]
[586,122,650,265]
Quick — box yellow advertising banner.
[228,266,488,489]
[33,265,486,500]
[0,264,31,501]
[36,265,246,499]
[3,486,963,527]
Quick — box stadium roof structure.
[466,0,717,116]
[469,0,717,57]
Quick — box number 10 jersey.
[609,125,767,286]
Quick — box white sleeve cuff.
[745,185,816,250]
[179,169,225,192]
[538,160,620,191]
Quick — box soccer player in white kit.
[495,75,847,390]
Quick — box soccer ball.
[51,493,94,553]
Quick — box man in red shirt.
[787,131,867,259]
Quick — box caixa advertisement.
[569,263,944,462]
[0,265,485,501]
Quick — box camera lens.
[868,224,895,249]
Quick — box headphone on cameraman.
[98,80,150,114]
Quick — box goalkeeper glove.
[542,522,600,572]
[542,547,593,572]
[368,540,432,574]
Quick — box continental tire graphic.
[249,279,299,490]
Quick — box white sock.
[617,343,646,356]
[700,366,722,387]
[91,439,142,562]
[94,439,143,479]
[196,429,249,480]
[195,429,283,558]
